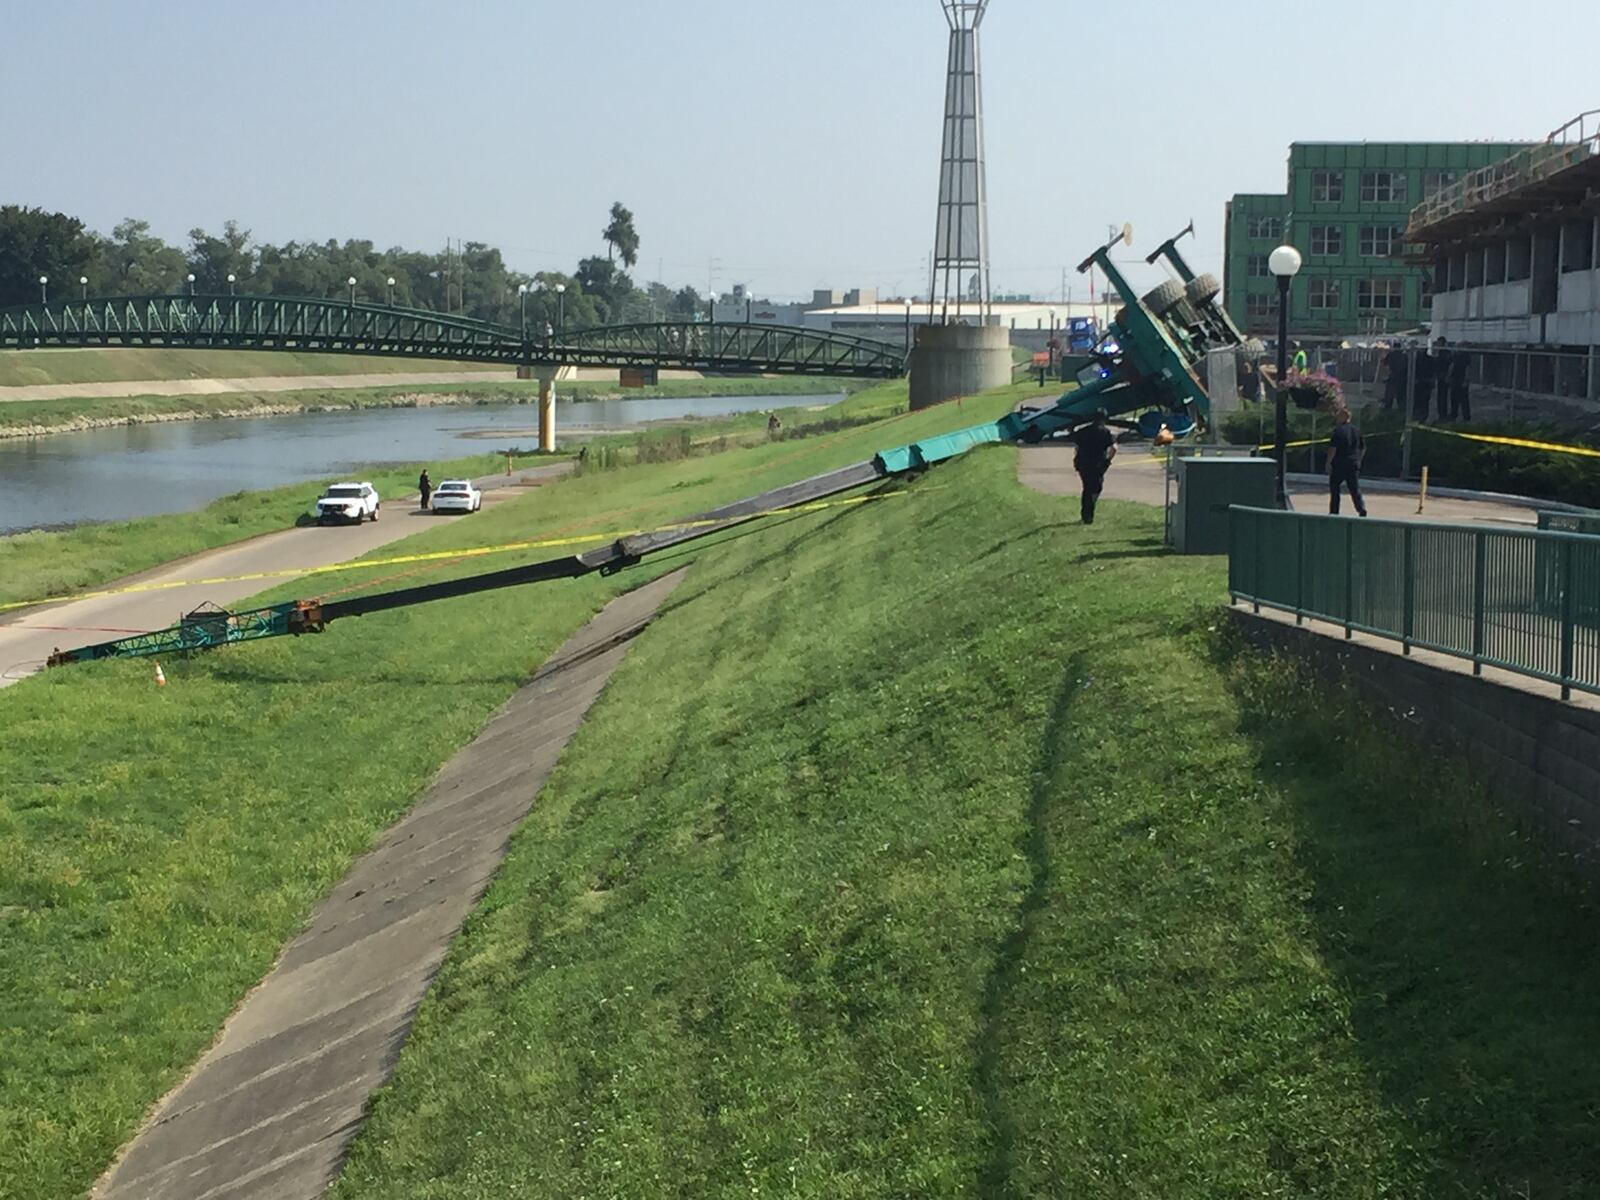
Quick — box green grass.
[9,379,1597,1199]
[325,455,1599,1198]
[0,347,503,388]
[0,452,519,611]
[0,383,1016,1200]
[0,375,864,436]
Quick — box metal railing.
[1229,506,1600,699]
[1407,109,1600,237]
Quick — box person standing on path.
[1069,409,1118,525]
[418,469,432,511]
[1448,347,1471,421]
[1327,408,1368,517]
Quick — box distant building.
[1225,140,1533,339]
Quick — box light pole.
[1268,244,1303,508]
[555,283,566,333]
[38,275,47,304]
[227,273,236,295]
[347,276,357,305]
[186,273,196,298]
[79,275,88,301]
[386,276,396,306]
[518,283,529,337]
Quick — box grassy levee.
[311,460,1600,1195]
[0,453,518,611]
[0,381,1018,1200]
[10,377,1600,1198]
[0,348,505,388]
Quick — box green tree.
[0,205,96,307]
[186,221,256,293]
[93,219,186,295]
[602,202,640,269]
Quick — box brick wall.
[1228,609,1600,862]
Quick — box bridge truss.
[0,295,905,378]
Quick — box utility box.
[1170,456,1277,554]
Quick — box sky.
[4,0,1595,302]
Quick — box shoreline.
[0,383,844,441]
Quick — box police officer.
[1069,409,1118,525]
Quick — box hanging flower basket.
[1285,369,1345,414]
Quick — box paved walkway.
[1016,442,1542,527]
[0,462,574,688]
[91,569,686,1200]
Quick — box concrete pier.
[908,323,1011,410]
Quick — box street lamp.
[227,273,236,295]
[1267,244,1303,508]
[186,273,196,298]
[347,276,358,305]
[79,275,88,300]
[518,283,528,336]
[38,275,47,303]
[554,282,566,332]
[386,276,396,306]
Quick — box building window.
[1310,225,1343,256]
[1421,170,1456,198]
[1359,170,1406,204]
[1247,253,1269,278]
[1308,279,1342,310]
[1358,225,1401,257]
[1311,171,1343,203]
[1357,279,1404,310]
[1245,294,1279,320]
[1245,215,1280,239]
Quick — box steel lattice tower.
[929,0,991,324]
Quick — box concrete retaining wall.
[1228,609,1600,863]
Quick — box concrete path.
[90,569,686,1200]
[1016,442,1542,527]
[0,462,573,687]
[0,370,510,403]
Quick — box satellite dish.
[1121,223,1134,246]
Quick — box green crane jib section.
[46,227,1255,669]
[0,295,905,378]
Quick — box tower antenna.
[928,0,992,326]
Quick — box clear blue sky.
[4,0,1594,300]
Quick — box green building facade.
[1224,141,1533,341]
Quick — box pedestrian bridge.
[0,294,906,379]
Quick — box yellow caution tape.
[1414,425,1600,459]
[0,490,910,614]
[1254,430,1402,453]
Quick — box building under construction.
[1406,109,1600,402]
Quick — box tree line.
[0,201,710,331]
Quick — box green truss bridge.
[0,294,906,379]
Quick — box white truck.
[314,481,380,525]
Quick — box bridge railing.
[1228,506,1600,700]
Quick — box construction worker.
[1069,409,1118,525]
[1292,342,1309,375]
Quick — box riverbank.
[0,383,906,612]
[0,376,862,439]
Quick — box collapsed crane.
[48,225,1247,669]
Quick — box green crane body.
[48,228,1254,670]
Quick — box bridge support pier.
[908,323,1011,410]
[535,368,558,453]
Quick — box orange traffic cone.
[154,661,167,687]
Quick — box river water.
[0,392,835,534]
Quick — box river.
[0,392,836,534]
